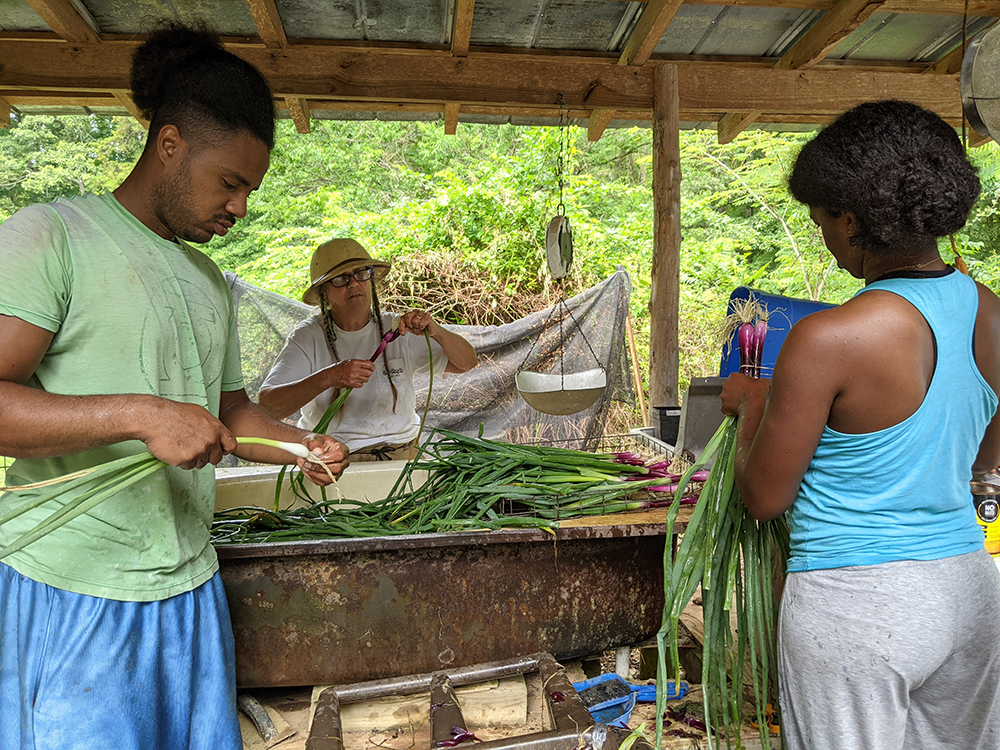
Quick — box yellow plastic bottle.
[971,482,1000,557]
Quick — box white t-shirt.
[261,312,447,451]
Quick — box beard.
[151,159,213,244]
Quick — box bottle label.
[974,495,1000,556]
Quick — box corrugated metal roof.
[0,1,994,136]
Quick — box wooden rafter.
[618,0,684,67]
[451,0,475,58]
[925,44,966,75]
[631,0,999,15]
[924,20,996,76]
[0,39,963,123]
[596,0,685,137]
[968,128,993,147]
[285,96,310,133]
[24,0,100,43]
[112,90,149,129]
[246,0,288,48]
[444,102,460,134]
[718,0,884,143]
[588,108,614,141]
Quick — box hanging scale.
[516,95,607,416]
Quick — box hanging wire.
[557,93,568,217]
[955,0,971,274]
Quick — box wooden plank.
[718,0,883,142]
[925,20,997,76]
[649,63,681,417]
[968,128,993,147]
[557,505,693,529]
[1,93,116,106]
[24,0,100,44]
[618,0,685,67]
[588,107,614,141]
[717,109,758,144]
[639,0,1000,15]
[0,98,9,128]
[286,96,311,133]
[774,0,884,71]
[0,40,963,122]
[451,0,475,58]
[924,43,965,75]
[444,101,460,133]
[246,0,288,49]
[112,90,149,129]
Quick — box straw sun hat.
[302,238,391,305]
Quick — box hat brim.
[303,260,390,305]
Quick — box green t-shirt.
[0,193,244,601]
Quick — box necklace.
[878,257,943,275]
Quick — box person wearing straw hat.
[259,238,477,460]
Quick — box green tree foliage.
[3,112,1000,405]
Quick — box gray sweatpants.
[779,550,1000,750]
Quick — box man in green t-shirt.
[0,23,345,750]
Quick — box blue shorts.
[0,563,242,750]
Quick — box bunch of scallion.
[655,296,789,750]
[212,428,677,544]
[0,437,330,560]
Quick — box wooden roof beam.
[924,20,997,76]
[968,129,993,147]
[588,108,614,141]
[285,96,310,133]
[444,102,460,133]
[0,39,963,122]
[636,0,1000,16]
[606,0,684,131]
[618,0,684,67]
[24,0,100,44]
[451,0,475,58]
[718,0,883,143]
[112,90,149,129]
[246,0,288,49]
[0,97,10,128]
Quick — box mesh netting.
[225,268,635,452]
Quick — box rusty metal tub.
[215,521,667,688]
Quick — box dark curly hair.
[130,21,275,151]
[788,100,980,254]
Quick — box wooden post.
[648,63,680,422]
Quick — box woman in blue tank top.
[721,101,1000,750]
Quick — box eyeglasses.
[328,266,374,288]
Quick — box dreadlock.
[316,279,399,414]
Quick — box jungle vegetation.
[3,112,1000,426]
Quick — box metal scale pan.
[516,215,607,415]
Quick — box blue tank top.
[787,271,997,572]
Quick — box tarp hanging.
[225,268,635,451]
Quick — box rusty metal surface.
[217,524,666,689]
[215,521,669,559]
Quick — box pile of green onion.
[211,428,676,544]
